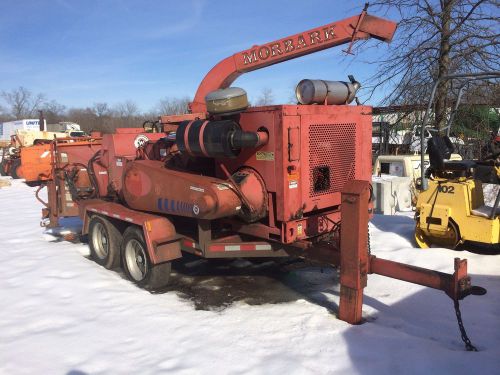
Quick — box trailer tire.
[89,215,121,269]
[121,226,171,290]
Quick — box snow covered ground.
[0,178,499,375]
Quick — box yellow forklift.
[414,136,500,248]
[414,72,500,249]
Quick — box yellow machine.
[415,135,500,249]
[415,178,500,248]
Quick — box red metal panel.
[222,109,277,192]
[281,114,302,222]
[101,132,165,193]
[299,105,372,214]
[219,105,371,243]
[20,144,52,182]
[282,210,341,243]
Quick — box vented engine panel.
[219,104,372,242]
[308,123,356,197]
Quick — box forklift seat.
[427,135,476,173]
[442,160,477,171]
[471,205,500,218]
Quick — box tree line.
[0,87,191,133]
[0,87,277,134]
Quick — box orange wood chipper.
[24,5,486,350]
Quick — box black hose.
[231,130,261,149]
[87,150,102,199]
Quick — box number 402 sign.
[437,185,455,194]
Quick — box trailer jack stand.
[337,180,486,350]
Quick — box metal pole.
[445,84,466,137]
[420,80,440,190]
[490,188,500,220]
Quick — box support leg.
[47,179,59,228]
[338,180,370,324]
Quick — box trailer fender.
[81,201,181,264]
[141,216,181,264]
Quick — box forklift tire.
[89,215,122,269]
[25,180,42,187]
[121,226,171,290]
[414,226,431,249]
[0,160,6,176]
[10,159,21,179]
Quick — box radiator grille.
[309,123,356,197]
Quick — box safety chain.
[368,184,373,257]
[454,299,478,351]
[367,224,371,256]
[366,184,476,351]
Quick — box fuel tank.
[122,160,267,222]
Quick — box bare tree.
[67,107,97,130]
[42,100,66,124]
[1,86,46,118]
[255,88,275,106]
[92,102,110,117]
[365,0,499,129]
[113,100,140,118]
[288,83,299,104]
[153,97,190,115]
[0,103,10,122]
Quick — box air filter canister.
[205,87,249,115]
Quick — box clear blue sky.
[0,0,397,112]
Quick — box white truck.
[46,122,85,137]
[0,119,46,143]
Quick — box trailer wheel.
[89,216,121,269]
[121,226,171,290]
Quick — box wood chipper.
[28,6,486,350]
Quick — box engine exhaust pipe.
[295,76,361,105]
